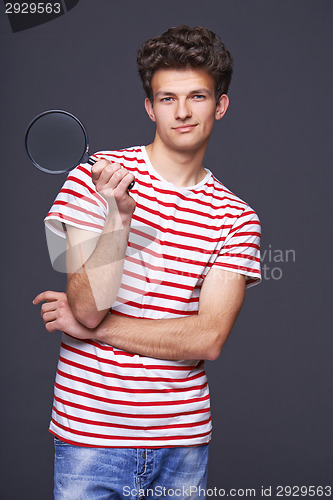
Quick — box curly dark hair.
[137,25,233,102]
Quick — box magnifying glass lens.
[26,112,87,173]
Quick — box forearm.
[92,271,245,361]
[36,269,244,362]
[67,214,131,328]
[94,312,226,361]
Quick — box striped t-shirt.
[44,145,261,448]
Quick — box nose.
[175,99,192,120]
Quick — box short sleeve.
[44,162,108,238]
[214,207,261,288]
[43,162,107,272]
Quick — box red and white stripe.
[44,145,261,447]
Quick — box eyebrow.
[155,88,213,98]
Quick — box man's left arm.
[34,268,245,361]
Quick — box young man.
[34,26,261,499]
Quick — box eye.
[160,96,174,103]
[192,94,206,100]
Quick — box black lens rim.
[25,109,89,174]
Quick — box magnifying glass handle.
[87,157,135,190]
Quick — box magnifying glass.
[25,109,135,189]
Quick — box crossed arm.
[95,266,245,360]
[33,243,246,361]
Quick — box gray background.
[0,1,332,498]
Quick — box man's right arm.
[66,159,135,328]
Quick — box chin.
[173,139,207,153]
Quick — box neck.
[145,136,208,187]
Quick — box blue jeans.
[54,437,209,499]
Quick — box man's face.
[145,68,229,154]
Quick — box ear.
[145,98,156,122]
[215,94,229,121]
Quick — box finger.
[113,172,136,194]
[92,161,122,186]
[33,290,64,305]
[42,310,58,323]
[91,159,110,181]
[45,320,60,333]
[96,163,123,189]
[41,301,58,315]
[102,167,128,191]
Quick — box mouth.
[172,124,198,132]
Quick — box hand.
[91,159,136,224]
[33,290,92,340]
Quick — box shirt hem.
[49,429,212,449]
